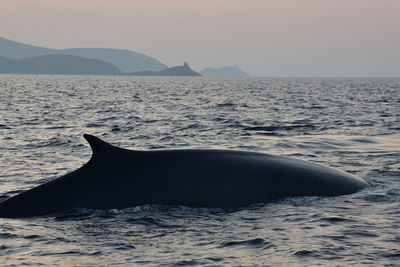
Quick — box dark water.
[0,75,399,266]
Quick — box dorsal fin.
[83,134,116,156]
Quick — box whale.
[0,134,368,218]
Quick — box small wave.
[0,233,42,240]
[35,137,74,148]
[220,238,269,248]
[382,251,400,259]
[319,217,355,223]
[111,125,122,132]
[362,192,389,201]
[293,250,319,257]
[0,124,11,129]
[242,124,317,133]
[45,125,71,130]
[243,126,281,131]
[0,233,19,239]
[53,208,96,221]
[354,183,400,203]
[172,259,203,266]
[34,250,89,257]
[53,213,94,221]
[341,229,379,238]
[318,235,348,241]
[126,217,181,228]
[350,138,379,144]
[175,123,207,132]
[159,135,175,142]
[110,125,135,133]
[215,102,236,108]
[306,105,326,110]
[23,234,41,240]
[86,123,104,128]
[111,243,136,250]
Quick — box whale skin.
[0,134,368,217]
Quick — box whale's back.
[0,135,368,217]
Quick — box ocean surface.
[0,75,399,266]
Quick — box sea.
[0,75,399,266]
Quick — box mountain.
[201,66,250,77]
[0,37,167,72]
[0,37,56,58]
[0,54,123,75]
[128,62,201,76]
[61,48,166,73]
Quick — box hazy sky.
[1,0,399,77]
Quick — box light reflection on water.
[0,75,399,266]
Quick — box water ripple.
[0,75,399,266]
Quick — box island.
[0,54,123,75]
[201,65,250,77]
[127,62,201,76]
[0,37,167,73]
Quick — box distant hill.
[128,62,201,76]
[201,66,250,77]
[0,54,123,75]
[0,37,57,58]
[0,37,167,73]
[61,48,167,73]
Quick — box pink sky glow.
[1,0,399,76]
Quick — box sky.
[1,0,399,77]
